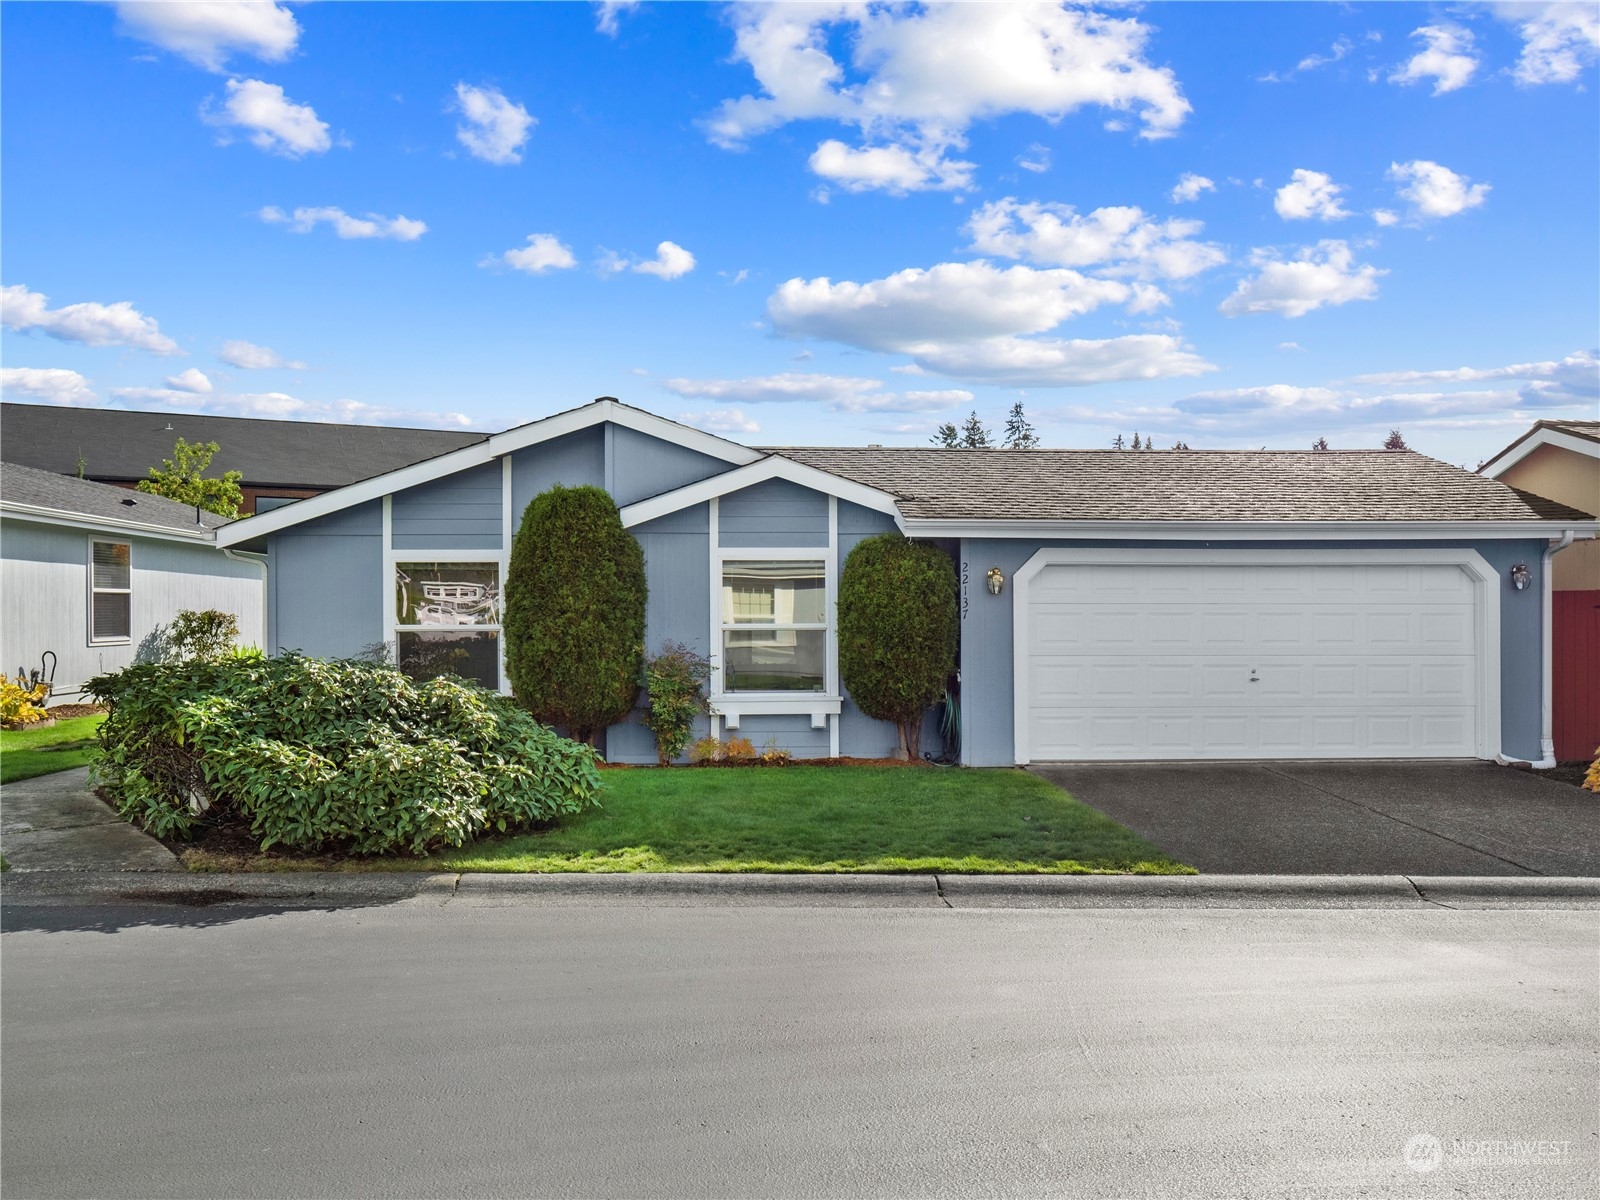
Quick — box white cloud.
[595,0,639,37]
[486,233,577,275]
[0,367,96,406]
[203,78,331,158]
[1353,349,1598,406]
[1017,144,1052,174]
[1496,3,1599,85]
[164,367,213,393]
[660,372,971,413]
[108,386,478,429]
[708,3,1190,194]
[1372,208,1400,227]
[451,83,535,165]
[1389,25,1478,95]
[1273,169,1351,221]
[766,258,1214,385]
[807,139,973,194]
[1170,173,1215,203]
[677,408,760,435]
[1219,241,1385,319]
[260,205,427,241]
[965,198,1226,281]
[114,1,299,72]
[1,284,180,355]
[633,241,696,280]
[218,339,304,370]
[1387,160,1490,219]
[1279,342,1303,351]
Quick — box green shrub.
[86,653,602,855]
[504,485,646,746]
[837,535,958,760]
[641,642,713,764]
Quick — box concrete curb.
[4,870,1599,909]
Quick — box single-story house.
[0,462,266,699]
[1479,419,1600,760]
[216,398,1597,768]
[0,402,485,515]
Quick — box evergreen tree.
[1130,432,1142,450]
[1383,429,1409,451]
[930,422,960,448]
[1312,437,1330,451]
[1002,401,1039,449]
[136,438,243,519]
[959,411,992,448]
[1111,434,1126,450]
[1171,440,1191,450]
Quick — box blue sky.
[2,1,1596,464]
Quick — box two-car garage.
[1016,550,1497,763]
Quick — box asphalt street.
[3,900,1595,1199]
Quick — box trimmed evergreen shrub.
[837,534,958,760]
[504,485,647,746]
[86,653,602,855]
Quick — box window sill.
[711,694,840,730]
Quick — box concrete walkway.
[1,767,179,873]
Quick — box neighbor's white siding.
[0,517,265,698]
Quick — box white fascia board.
[900,518,1600,541]
[1,503,217,544]
[620,455,905,529]
[1480,428,1600,477]
[217,398,765,548]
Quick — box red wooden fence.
[1553,589,1600,762]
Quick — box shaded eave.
[1479,422,1600,478]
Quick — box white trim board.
[621,454,904,530]
[2,504,217,544]
[1480,426,1600,478]
[218,398,763,547]
[1009,546,1504,766]
[903,518,1597,541]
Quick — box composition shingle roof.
[770,447,1597,523]
[1,461,228,534]
[1540,419,1600,444]
[0,403,487,489]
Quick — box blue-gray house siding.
[268,500,383,659]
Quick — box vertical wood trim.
[827,496,840,757]
[500,455,513,694]
[381,495,393,663]
[708,497,721,739]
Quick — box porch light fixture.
[1509,562,1532,591]
[986,567,1005,595]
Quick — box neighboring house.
[0,403,485,515]
[0,463,265,699]
[217,398,1597,768]
[1479,419,1600,761]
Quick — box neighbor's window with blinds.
[90,540,132,643]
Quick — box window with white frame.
[720,559,827,692]
[393,560,501,690]
[89,540,132,643]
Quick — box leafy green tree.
[837,534,958,761]
[1002,401,1039,449]
[504,485,646,747]
[136,438,244,518]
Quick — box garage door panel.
[1024,561,1481,761]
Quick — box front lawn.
[0,715,105,784]
[412,765,1190,874]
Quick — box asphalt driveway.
[1030,761,1600,877]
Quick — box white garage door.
[1023,560,1481,761]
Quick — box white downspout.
[1535,530,1576,769]
[222,548,269,652]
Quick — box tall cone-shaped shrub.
[504,485,646,746]
[837,534,957,760]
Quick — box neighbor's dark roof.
[0,403,488,489]
[771,447,1596,523]
[1,461,228,533]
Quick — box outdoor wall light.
[1509,562,1532,591]
[986,567,1005,595]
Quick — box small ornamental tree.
[1383,429,1409,451]
[504,485,646,746]
[837,534,958,760]
[137,437,243,519]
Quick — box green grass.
[0,715,106,784]
[405,765,1190,875]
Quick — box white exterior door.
[1021,558,1484,761]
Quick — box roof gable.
[1479,420,1600,478]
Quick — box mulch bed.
[46,704,106,719]
[1542,761,1595,790]
[600,756,941,770]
